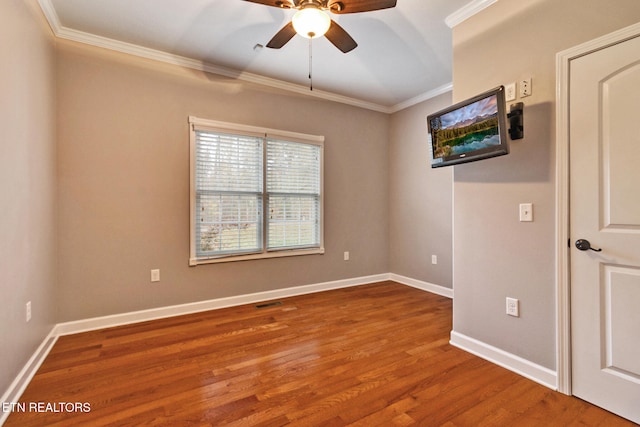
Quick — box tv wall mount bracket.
[508,102,524,140]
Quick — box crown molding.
[37,0,61,32]
[445,0,498,28]
[389,82,453,113]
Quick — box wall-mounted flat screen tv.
[428,86,508,168]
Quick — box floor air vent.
[255,301,282,309]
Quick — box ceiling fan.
[245,0,397,53]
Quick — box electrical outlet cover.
[520,78,532,97]
[506,297,519,317]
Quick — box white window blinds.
[267,139,321,250]
[189,117,324,265]
[194,130,263,258]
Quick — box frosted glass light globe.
[292,7,331,38]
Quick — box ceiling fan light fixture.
[292,7,331,38]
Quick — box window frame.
[189,116,324,266]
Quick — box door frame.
[555,22,640,395]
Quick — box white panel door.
[570,34,640,423]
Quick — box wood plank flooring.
[5,281,636,426]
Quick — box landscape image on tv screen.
[430,94,500,160]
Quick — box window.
[189,117,324,265]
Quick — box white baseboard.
[53,273,390,336]
[450,330,557,390]
[389,273,454,299]
[0,329,58,426]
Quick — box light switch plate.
[519,203,533,222]
[505,82,516,101]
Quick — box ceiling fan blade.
[243,0,296,8]
[266,22,297,49]
[328,0,396,14]
[325,20,357,53]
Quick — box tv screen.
[427,86,508,168]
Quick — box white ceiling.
[41,0,492,112]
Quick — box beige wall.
[56,41,390,321]
[0,0,57,396]
[452,0,640,369]
[389,92,453,287]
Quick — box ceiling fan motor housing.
[273,1,345,12]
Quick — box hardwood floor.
[5,281,636,426]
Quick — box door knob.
[575,239,602,252]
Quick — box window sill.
[189,247,325,266]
